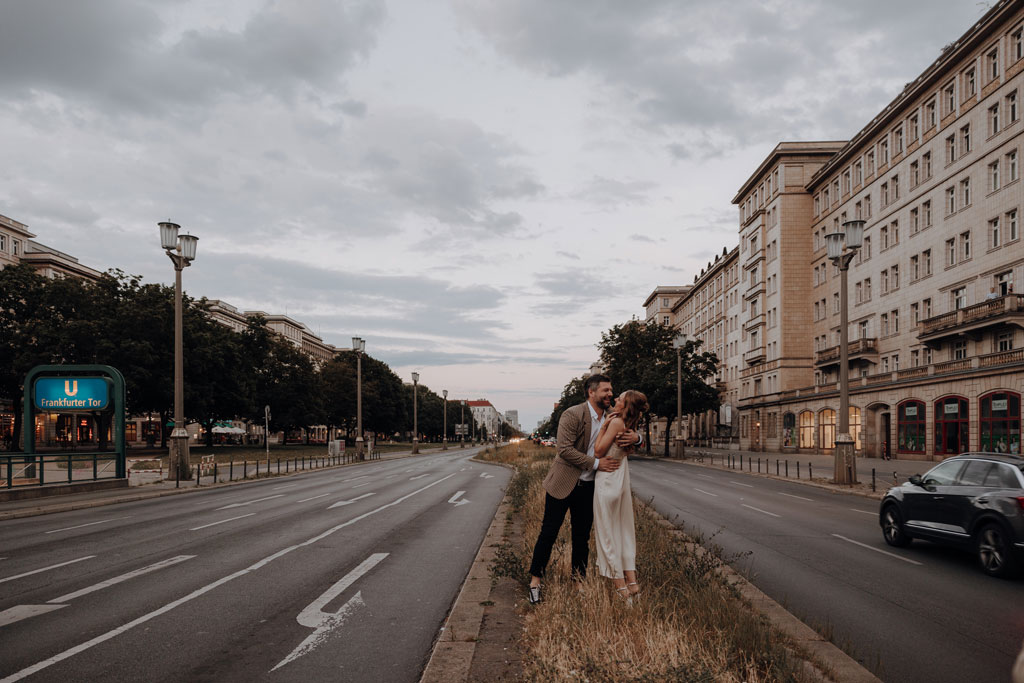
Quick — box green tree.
[598,319,719,455]
[548,375,587,435]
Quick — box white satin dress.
[593,443,636,579]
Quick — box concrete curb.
[0,451,424,522]
[420,457,514,683]
[650,511,881,683]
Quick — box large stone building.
[643,286,692,325]
[467,400,505,438]
[735,0,1024,460]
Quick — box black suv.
[879,453,1024,578]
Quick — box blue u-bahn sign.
[33,377,110,411]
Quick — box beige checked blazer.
[542,402,596,499]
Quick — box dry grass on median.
[478,442,818,683]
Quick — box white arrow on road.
[215,494,284,511]
[478,473,493,479]
[447,491,470,507]
[327,493,375,509]
[270,553,388,672]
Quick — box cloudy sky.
[0,0,986,429]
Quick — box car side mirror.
[909,474,923,487]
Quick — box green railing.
[2,452,121,488]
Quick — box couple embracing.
[528,373,648,604]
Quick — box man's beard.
[599,395,613,409]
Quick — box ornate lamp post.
[825,219,865,485]
[673,332,688,459]
[460,400,466,448]
[159,221,198,483]
[352,337,366,459]
[442,389,448,450]
[411,372,420,454]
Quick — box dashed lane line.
[693,488,719,497]
[0,556,96,585]
[216,494,285,511]
[832,534,923,566]
[189,514,256,531]
[49,555,196,603]
[850,509,877,516]
[44,518,129,535]
[777,492,814,502]
[741,504,781,518]
[729,481,755,488]
[297,493,330,503]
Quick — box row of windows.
[897,392,1021,455]
[0,233,22,256]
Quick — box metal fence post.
[872,468,876,492]
[230,458,234,481]
[797,462,800,479]
[809,463,812,480]
[243,459,247,479]
[785,460,789,477]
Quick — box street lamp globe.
[842,219,866,250]
[443,389,448,399]
[352,336,361,351]
[159,221,180,250]
[673,331,689,349]
[179,233,199,262]
[825,231,845,260]
[411,372,419,383]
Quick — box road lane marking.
[352,482,373,488]
[448,491,470,506]
[696,474,715,480]
[297,493,329,502]
[44,518,128,534]
[271,553,388,672]
[479,473,494,479]
[741,504,781,518]
[49,556,196,603]
[328,493,375,509]
[189,514,256,531]
[850,509,877,516]
[0,474,457,683]
[216,494,284,511]
[0,605,67,628]
[272,484,298,490]
[693,488,719,497]
[777,492,814,502]
[832,534,922,565]
[0,556,96,585]
[409,474,429,480]
[729,481,754,488]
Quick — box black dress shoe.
[528,585,542,604]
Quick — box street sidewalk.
[0,446,448,521]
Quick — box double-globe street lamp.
[158,221,198,483]
[825,219,865,485]
[352,337,366,459]
[673,332,689,459]
[442,390,448,450]
[411,372,420,454]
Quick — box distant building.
[467,400,503,437]
[504,410,520,432]
[643,286,692,325]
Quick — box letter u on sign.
[65,380,78,396]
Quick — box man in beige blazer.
[527,373,640,603]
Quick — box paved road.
[0,448,508,682]
[629,458,1024,683]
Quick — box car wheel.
[882,505,912,548]
[975,523,1018,578]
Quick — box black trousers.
[529,479,595,579]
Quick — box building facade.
[643,286,692,325]
[467,400,504,438]
[737,0,1024,460]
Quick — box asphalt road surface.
[629,458,1024,683]
[0,448,509,682]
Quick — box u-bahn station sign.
[33,378,110,411]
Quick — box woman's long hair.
[618,390,649,431]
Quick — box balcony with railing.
[918,294,1024,343]
[743,312,765,333]
[743,346,766,365]
[814,337,878,368]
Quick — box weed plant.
[478,443,816,683]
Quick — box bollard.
[872,468,876,492]
[277,458,280,474]
[758,458,761,473]
[176,460,180,489]
[785,460,789,477]
[776,459,779,476]
[196,465,200,487]
[809,463,812,480]
[748,456,751,472]
[213,461,218,483]
[243,459,247,479]
[230,459,234,481]
[797,462,800,479]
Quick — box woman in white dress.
[592,390,648,602]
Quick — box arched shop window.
[799,411,814,449]
[849,406,862,450]
[782,413,796,447]
[897,400,925,453]
[819,409,836,451]
[935,396,969,455]
[979,391,1021,454]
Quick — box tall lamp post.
[352,337,366,459]
[460,400,466,448]
[673,332,688,459]
[442,390,448,450]
[159,221,198,483]
[825,219,865,485]
[411,372,420,454]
